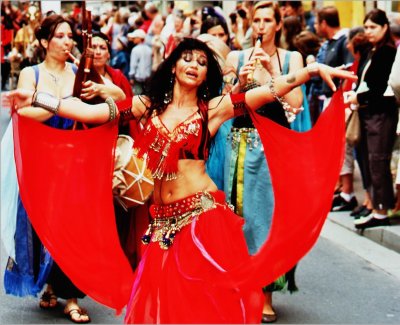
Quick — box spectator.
[388,32,400,217]
[160,1,175,43]
[389,41,400,99]
[293,30,321,125]
[279,1,305,27]
[314,6,356,212]
[128,29,152,95]
[102,8,130,58]
[229,5,251,50]
[345,9,398,229]
[283,15,304,51]
[164,10,186,58]
[146,15,165,72]
[314,6,354,102]
[200,15,231,48]
[111,35,130,79]
[345,30,374,220]
[139,2,159,33]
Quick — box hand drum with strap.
[113,135,154,209]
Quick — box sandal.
[64,307,91,324]
[39,291,58,309]
[261,308,277,323]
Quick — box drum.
[113,135,154,209]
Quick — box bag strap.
[359,59,371,85]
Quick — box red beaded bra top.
[134,101,211,180]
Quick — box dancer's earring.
[164,74,175,104]
[200,84,210,100]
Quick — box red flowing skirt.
[124,191,263,324]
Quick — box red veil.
[12,91,345,310]
[12,116,134,312]
[225,90,345,288]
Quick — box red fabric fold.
[12,114,134,312]
[12,90,345,318]
[219,89,346,288]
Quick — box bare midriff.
[153,159,218,204]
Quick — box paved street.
[1,215,400,324]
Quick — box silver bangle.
[105,97,117,121]
[268,77,296,123]
[33,92,60,115]
[306,62,320,78]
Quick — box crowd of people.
[1,0,400,324]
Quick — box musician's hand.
[5,89,35,109]
[238,60,256,88]
[222,66,237,94]
[251,47,279,76]
[81,80,101,100]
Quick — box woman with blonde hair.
[215,1,304,322]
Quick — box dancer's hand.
[4,89,35,109]
[309,63,358,91]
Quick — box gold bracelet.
[105,97,117,121]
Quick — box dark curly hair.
[146,38,223,116]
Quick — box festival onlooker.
[229,5,251,50]
[344,30,374,220]
[314,6,356,211]
[389,39,400,99]
[103,9,130,58]
[387,28,400,217]
[146,15,165,72]
[200,15,231,48]
[1,14,13,89]
[110,35,130,79]
[164,10,186,58]
[314,6,354,103]
[344,9,398,229]
[283,15,304,51]
[139,2,159,33]
[128,29,152,95]
[340,27,372,218]
[293,30,321,125]
[279,1,305,28]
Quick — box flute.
[65,50,80,66]
[247,34,263,83]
